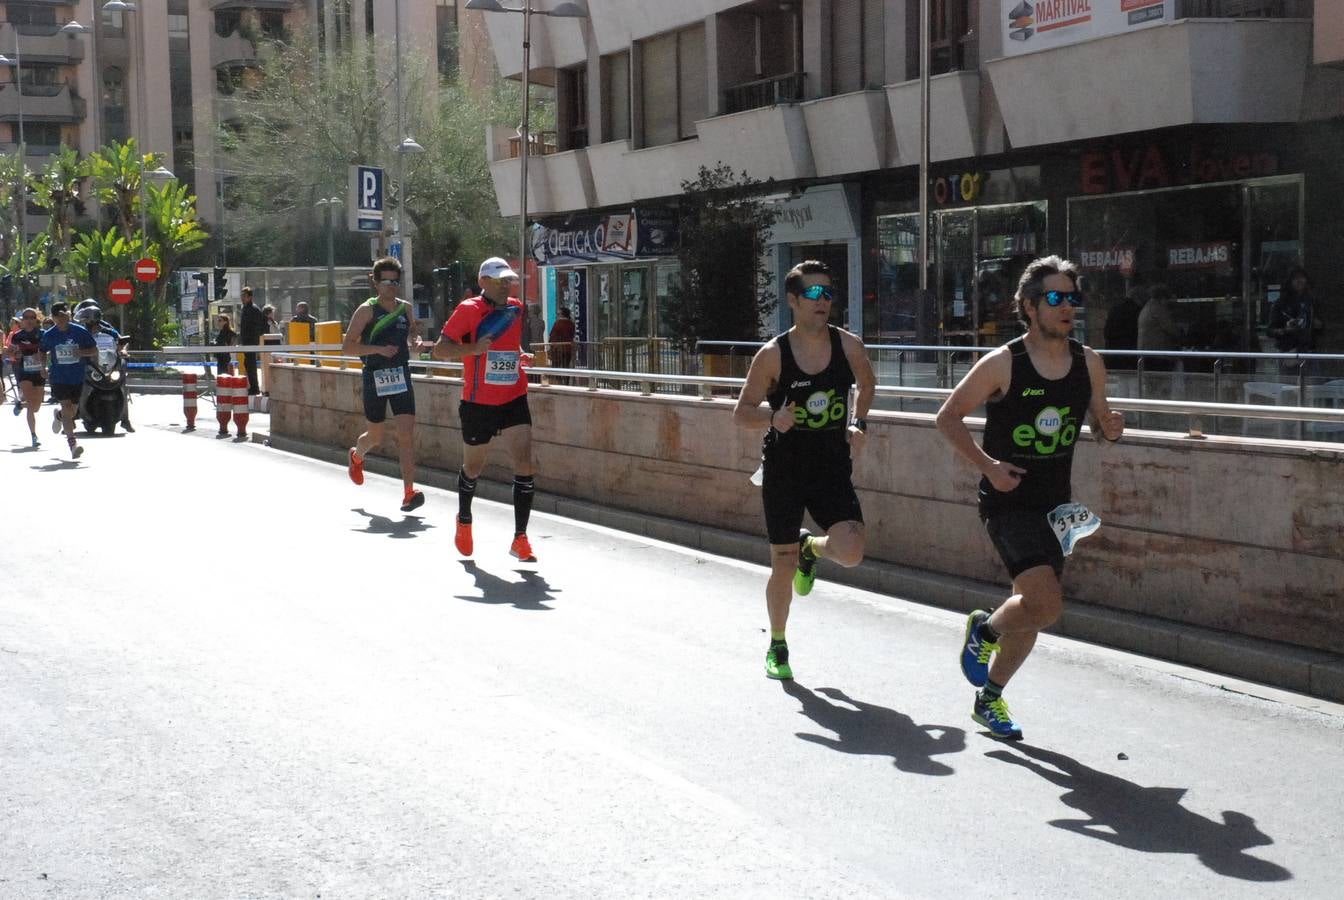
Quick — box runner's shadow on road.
[455,560,559,611]
[30,458,81,472]
[9,446,41,453]
[350,507,432,539]
[987,743,1291,882]
[781,682,965,776]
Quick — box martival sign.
[1002,0,1170,56]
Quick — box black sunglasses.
[377,278,401,286]
[1038,289,1084,308]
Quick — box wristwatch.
[851,418,867,432]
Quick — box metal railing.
[255,351,1344,444]
[722,72,806,115]
[1175,0,1312,17]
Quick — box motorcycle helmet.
[75,300,102,324]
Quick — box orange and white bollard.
[215,374,233,437]
[231,374,250,439]
[182,372,198,431]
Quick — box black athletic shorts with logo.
[361,366,416,423]
[983,507,1064,578]
[459,395,531,446]
[760,436,863,545]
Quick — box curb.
[263,431,1344,704]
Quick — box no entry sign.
[108,278,135,305]
[134,257,161,282]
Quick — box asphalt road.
[3,395,1342,899]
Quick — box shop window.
[639,25,706,147]
[601,51,630,143]
[832,0,884,94]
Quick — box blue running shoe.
[960,610,998,687]
[973,693,1023,741]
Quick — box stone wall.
[269,364,1344,653]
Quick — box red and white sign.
[108,278,135,305]
[1167,241,1232,270]
[134,257,161,283]
[1002,0,1169,57]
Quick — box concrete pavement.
[3,395,1342,898]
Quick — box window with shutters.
[560,65,588,150]
[639,26,708,148]
[602,51,630,143]
[831,0,885,94]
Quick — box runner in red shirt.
[431,257,538,561]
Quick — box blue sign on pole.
[389,241,402,261]
[347,165,384,233]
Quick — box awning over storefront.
[531,208,679,267]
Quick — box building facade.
[477,0,1343,355]
[2,0,479,234]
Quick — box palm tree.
[30,146,87,263]
[86,139,163,242]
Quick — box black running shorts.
[983,508,1065,578]
[17,372,44,387]
[361,366,416,423]
[50,382,81,404]
[760,440,863,546]
[459,395,531,446]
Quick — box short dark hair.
[241,286,253,297]
[784,260,832,298]
[371,256,402,280]
[51,302,70,316]
[558,305,571,317]
[1014,255,1080,324]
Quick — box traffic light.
[86,260,100,287]
[0,274,12,305]
[213,267,227,301]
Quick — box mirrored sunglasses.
[377,278,401,286]
[801,284,834,302]
[1040,290,1084,308]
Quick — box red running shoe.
[509,533,536,563]
[348,448,364,485]
[454,516,473,556]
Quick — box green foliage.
[85,139,164,241]
[63,227,141,301]
[664,164,781,347]
[30,146,88,259]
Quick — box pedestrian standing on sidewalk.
[239,287,266,396]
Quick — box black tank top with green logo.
[766,326,854,452]
[359,298,410,372]
[978,336,1092,516]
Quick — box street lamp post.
[466,0,588,312]
[0,34,27,297]
[315,195,343,321]
[392,0,424,301]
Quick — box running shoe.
[347,448,364,485]
[454,516,473,556]
[509,533,537,562]
[52,408,62,434]
[793,529,818,596]
[401,490,425,513]
[973,694,1023,741]
[765,641,793,680]
[71,443,83,460]
[960,610,999,688]
[31,434,39,448]
[12,398,20,415]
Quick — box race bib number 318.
[1047,502,1101,556]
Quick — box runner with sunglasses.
[734,260,876,680]
[935,255,1124,739]
[344,256,430,512]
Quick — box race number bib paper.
[23,355,41,373]
[486,350,520,385]
[55,343,77,365]
[373,366,408,397]
[1047,502,1101,556]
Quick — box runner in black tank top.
[734,261,877,682]
[936,256,1125,740]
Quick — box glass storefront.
[875,202,1048,346]
[1069,175,1304,354]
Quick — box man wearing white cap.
[431,257,539,562]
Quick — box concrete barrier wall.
[269,365,1344,653]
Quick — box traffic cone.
[182,372,198,431]
[232,375,250,438]
[215,374,233,436]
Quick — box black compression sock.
[513,474,535,535]
[457,468,477,523]
[980,679,1005,703]
[979,618,1002,643]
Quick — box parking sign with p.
[348,165,384,233]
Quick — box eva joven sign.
[1002,1,1170,56]
[1080,142,1281,195]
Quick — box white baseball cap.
[478,257,520,281]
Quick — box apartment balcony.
[0,24,85,65]
[211,31,258,70]
[214,93,246,124]
[886,71,979,166]
[722,72,806,115]
[802,89,888,177]
[985,18,1311,149]
[209,0,296,9]
[623,138,708,202]
[486,125,595,217]
[0,84,85,123]
[696,104,814,183]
